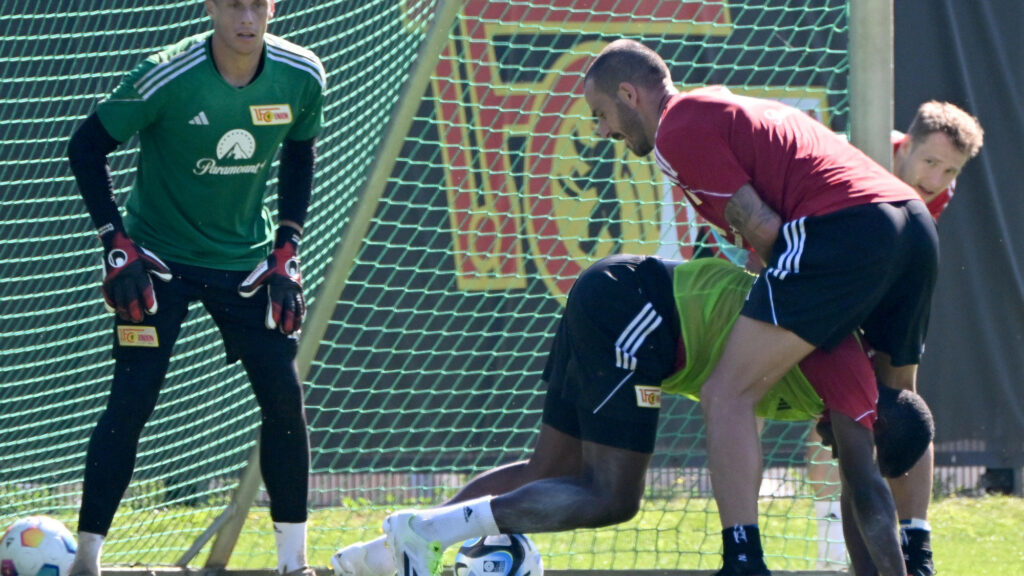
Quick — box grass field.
[149,494,1021,576]
[928,495,1024,574]
[26,493,1018,576]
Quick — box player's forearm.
[831,415,904,574]
[278,137,316,230]
[67,113,124,232]
[724,183,780,262]
[840,492,876,576]
[844,476,905,575]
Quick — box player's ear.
[204,0,215,19]
[896,133,913,156]
[268,0,276,19]
[617,82,640,108]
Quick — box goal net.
[1,0,851,572]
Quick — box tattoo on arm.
[724,184,781,264]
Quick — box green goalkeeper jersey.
[95,32,326,270]
[660,258,825,421]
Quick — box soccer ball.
[0,516,77,576]
[453,534,542,576]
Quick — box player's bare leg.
[446,424,584,502]
[380,432,649,576]
[333,425,585,576]
[702,316,814,524]
[489,440,650,532]
[700,316,814,574]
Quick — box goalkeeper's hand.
[100,228,173,323]
[238,225,305,335]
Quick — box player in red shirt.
[584,39,938,576]
[704,100,982,574]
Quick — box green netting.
[1,0,851,572]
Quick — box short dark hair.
[907,100,984,159]
[814,383,934,478]
[584,39,671,96]
[874,384,935,478]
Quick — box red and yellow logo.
[117,326,159,348]
[634,385,662,409]
[250,104,293,126]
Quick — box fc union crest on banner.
[520,48,664,300]
[430,1,734,299]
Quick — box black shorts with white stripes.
[742,199,938,365]
[541,254,680,453]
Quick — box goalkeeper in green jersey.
[331,255,933,576]
[66,2,325,576]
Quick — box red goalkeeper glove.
[238,226,305,335]
[100,228,172,323]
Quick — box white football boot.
[331,538,392,576]
[383,511,443,576]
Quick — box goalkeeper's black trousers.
[78,261,310,535]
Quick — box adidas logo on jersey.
[188,111,209,125]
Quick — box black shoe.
[905,551,935,576]
[902,529,935,576]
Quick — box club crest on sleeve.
[117,326,159,347]
[634,385,661,408]
[250,104,293,125]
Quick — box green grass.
[928,495,1024,574]
[270,495,1024,575]
[32,494,1024,575]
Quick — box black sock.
[721,524,766,569]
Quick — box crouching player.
[334,255,933,576]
